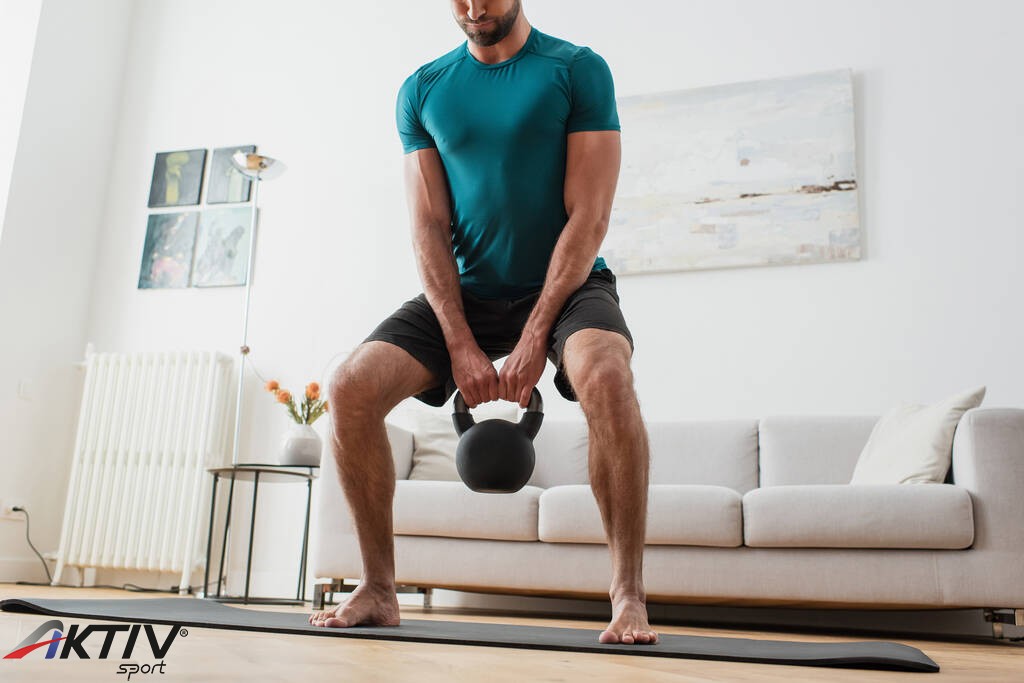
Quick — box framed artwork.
[605,68,860,274]
[207,145,256,204]
[148,148,207,208]
[191,206,255,287]
[138,212,198,289]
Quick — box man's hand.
[450,341,499,409]
[498,332,548,408]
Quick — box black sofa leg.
[984,608,1024,640]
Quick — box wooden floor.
[0,584,1019,682]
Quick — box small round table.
[202,464,318,605]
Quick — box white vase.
[279,423,323,467]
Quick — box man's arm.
[498,129,622,405]
[403,148,499,407]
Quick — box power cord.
[12,507,51,584]
[247,349,349,393]
[11,506,222,595]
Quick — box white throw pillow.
[408,400,519,480]
[849,385,986,485]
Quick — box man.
[310,0,657,645]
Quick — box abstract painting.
[207,145,256,204]
[191,206,254,287]
[604,68,860,274]
[148,149,206,208]
[138,212,198,289]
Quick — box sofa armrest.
[951,407,1024,551]
[385,421,415,480]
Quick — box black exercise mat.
[0,597,938,672]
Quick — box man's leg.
[309,340,439,628]
[561,327,658,645]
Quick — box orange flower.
[323,401,329,412]
[276,390,292,404]
[265,380,279,392]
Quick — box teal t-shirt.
[396,26,619,300]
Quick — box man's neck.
[467,18,532,65]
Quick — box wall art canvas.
[137,212,198,289]
[148,148,207,208]
[191,206,254,287]
[207,145,256,204]
[604,68,860,274]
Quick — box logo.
[5,619,186,680]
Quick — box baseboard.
[0,559,306,597]
[0,559,206,594]
[0,556,51,584]
[221,568,314,601]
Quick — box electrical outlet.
[0,500,25,520]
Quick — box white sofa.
[309,407,1024,620]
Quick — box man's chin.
[467,32,500,47]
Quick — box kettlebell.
[452,388,544,494]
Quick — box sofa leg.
[392,584,433,608]
[983,608,1024,640]
[315,581,431,609]
[313,582,327,610]
[313,579,350,610]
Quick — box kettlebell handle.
[452,388,544,440]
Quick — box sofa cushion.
[393,480,541,541]
[407,402,518,481]
[743,484,974,549]
[758,415,879,486]
[647,420,759,493]
[538,484,743,547]
[527,419,590,488]
[850,385,986,484]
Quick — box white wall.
[86,0,1024,424]
[0,0,134,581]
[4,0,1023,599]
[0,0,42,239]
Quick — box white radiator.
[52,350,235,592]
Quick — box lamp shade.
[230,152,286,180]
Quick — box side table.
[202,464,318,605]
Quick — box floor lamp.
[228,151,286,466]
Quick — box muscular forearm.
[412,220,476,352]
[521,214,608,343]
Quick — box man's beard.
[458,1,520,47]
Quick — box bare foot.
[599,594,658,645]
[308,583,400,628]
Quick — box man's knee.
[576,358,635,410]
[327,341,435,421]
[328,366,371,423]
[328,353,389,423]
[564,330,635,408]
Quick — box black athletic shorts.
[362,267,634,407]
